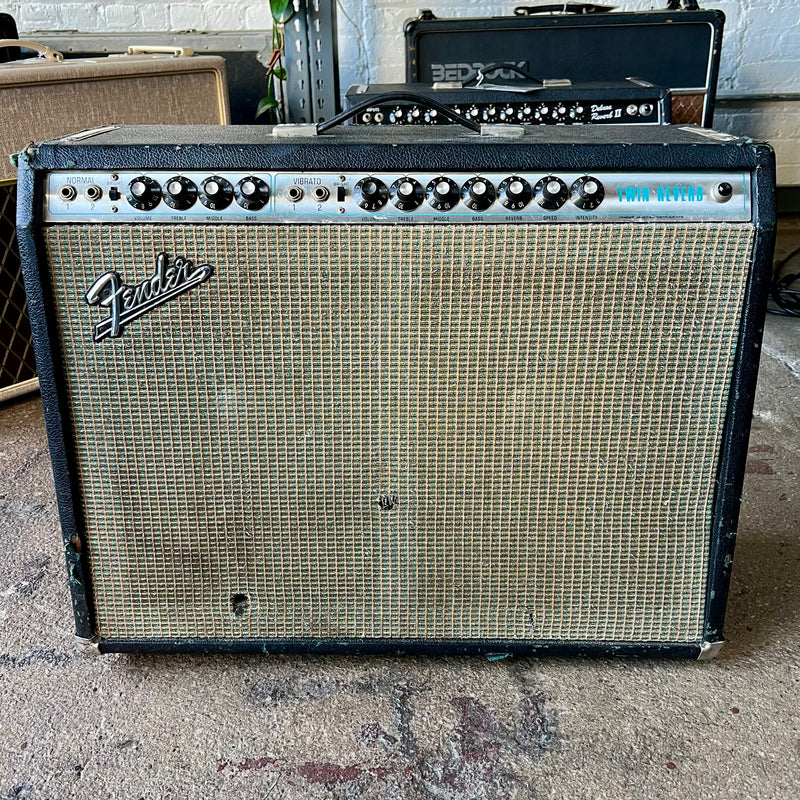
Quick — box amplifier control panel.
[343,82,670,126]
[353,99,664,126]
[44,170,751,224]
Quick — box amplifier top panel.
[21,123,766,177]
[351,81,669,94]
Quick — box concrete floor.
[0,221,798,800]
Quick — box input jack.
[287,185,304,202]
[58,185,77,201]
[374,112,384,123]
[85,185,103,201]
[312,185,330,201]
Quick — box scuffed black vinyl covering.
[100,637,702,659]
[26,124,766,174]
[16,156,96,639]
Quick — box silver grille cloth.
[44,223,753,641]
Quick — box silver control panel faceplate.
[44,171,752,224]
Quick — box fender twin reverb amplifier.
[345,81,671,126]
[18,123,774,657]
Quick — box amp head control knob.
[498,176,532,211]
[569,176,605,211]
[163,176,198,210]
[461,176,496,212]
[126,175,161,211]
[235,176,269,210]
[425,176,460,211]
[533,176,568,210]
[390,177,424,211]
[354,177,389,211]
[199,176,234,210]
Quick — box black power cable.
[317,92,481,133]
[768,245,800,317]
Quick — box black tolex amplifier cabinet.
[344,81,671,126]
[18,123,774,657]
[0,12,20,62]
[405,6,724,127]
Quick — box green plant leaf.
[256,96,280,120]
[273,66,287,81]
[270,0,293,24]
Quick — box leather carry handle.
[316,92,481,133]
[126,45,194,57]
[0,39,63,61]
[463,62,545,87]
[514,4,616,15]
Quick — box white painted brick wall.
[716,103,799,184]
[8,0,799,182]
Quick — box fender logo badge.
[84,252,213,342]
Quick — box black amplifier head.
[344,81,670,126]
[404,7,724,126]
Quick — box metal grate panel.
[0,182,36,394]
[671,93,706,126]
[44,223,754,642]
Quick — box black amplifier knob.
[163,176,197,210]
[354,177,389,211]
[461,177,496,212]
[498,176,532,211]
[426,177,460,211]
[126,176,161,211]
[199,176,234,210]
[534,176,568,210]
[570,176,605,211]
[390,177,424,211]
[235,176,269,210]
